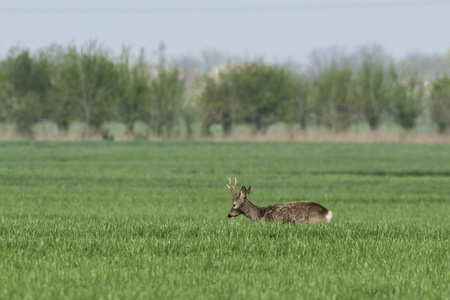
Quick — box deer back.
[261,201,332,224]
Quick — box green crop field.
[0,141,449,299]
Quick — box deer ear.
[246,185,251,196]
[239,186,247,197]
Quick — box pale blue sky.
[1,0,449,63]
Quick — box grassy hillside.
[0,141,448,299]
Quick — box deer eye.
[232,204,237,208]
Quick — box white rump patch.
[326,211,333,223]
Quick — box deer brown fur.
[226,177,332,224]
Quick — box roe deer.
[226,177,332,224]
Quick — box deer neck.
[241,199,265,221]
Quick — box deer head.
[226,177,251,218]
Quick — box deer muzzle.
[228,210,240,218]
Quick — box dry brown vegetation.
[220,131,450,144]
[1,123,449,144]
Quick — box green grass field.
[0,141,449,299]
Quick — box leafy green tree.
[14,92,42,134]
[0,64,12,122]
[196,72,234,136]
[354,55,391,130]
[44,45,84,132]
[430,74,450,133]
[390,68,424,130]
[149,65,185,137]
[30,52,52,117]
[283,74,310,131]
[311,62,355,130]
[77,41,118,134]
[197,62,298,136]
[116,48,151,135]
[5,49,51,135]
[7,49,32,94]
[50,46,84,132]
[230,62,292,134]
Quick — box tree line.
[0,41,450,139]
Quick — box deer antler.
[226,177,238,198]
